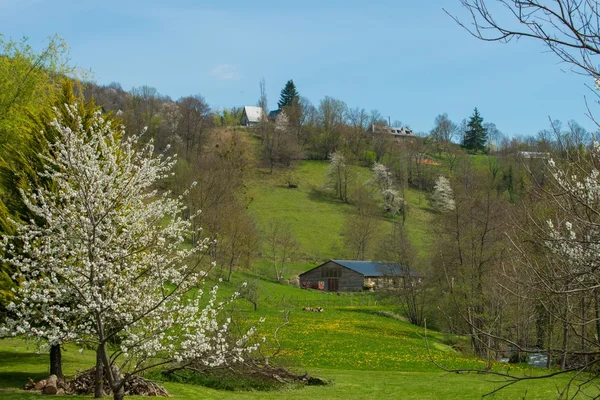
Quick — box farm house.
[240,106,265,127]
[299,260,418,292]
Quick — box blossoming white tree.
[326,150,355,203]
[431,176,455,212]
[372,162,403,215]
[0,104,260,400]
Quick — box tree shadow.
[307,187,345,205]
[0,351,48,388]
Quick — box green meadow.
[1,157,594,399]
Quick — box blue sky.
[0,0,596,136]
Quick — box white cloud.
[211,64,239,80]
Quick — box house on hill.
[241,106,265,127]
[299,259,418,292]
[268,109,281,121]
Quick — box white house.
[241,106,265,127]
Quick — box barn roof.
[243,106,265,123]
[299,259,418,277]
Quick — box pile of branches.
[24,368,168,397]
[162,359,328,389]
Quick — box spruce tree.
[277,79,299,109]
[463,108,488,152]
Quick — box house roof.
[243,106,264,123]
[268,109,281,120]
[300,259,418,277]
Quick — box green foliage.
[0,36,78,312]
[462,108,487,152]
[213,107,243,126]
[0,35,72,151]
[278,79,299,109]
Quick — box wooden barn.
[299,260,418,292]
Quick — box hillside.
[245,155,438,278]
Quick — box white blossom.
[0,104,262,391]
[431,176,455,212]
[371,163,403,215]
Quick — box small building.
[241,106,265,127]
[268,109,281,122]
[299,259,418,292]
[518,151,550,159]
[371,123,420,142]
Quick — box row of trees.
[379,1,600,397]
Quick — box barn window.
[321,266,341,278]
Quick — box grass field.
[3,153,590,399]
[0,277,595,400]
[1,260,595,399]
[246,160,436,277]
[1,297,595,400]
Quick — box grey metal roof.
[331,260,418,277]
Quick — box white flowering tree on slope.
[372,162,402,215]
[431,176,455,213]
[0,105,260,400]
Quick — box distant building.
[371,124,417,140]
[241,106,265,127]
[268,109,281,122]
[299,259,419,292]
[518,151,550,159]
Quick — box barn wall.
[299,265,323,289]
[339,268,364,292]
[300,261,365,292]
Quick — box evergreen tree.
[463,108,488,152]
[277,80,299,109]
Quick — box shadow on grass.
[0,372,46,389]
[307,188,345,205]
[0,351,48,389]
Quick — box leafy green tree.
[2,79,106,379]
[0,36,73,314]
[462,108,487,152]
[277,79,299,109]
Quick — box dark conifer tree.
[463,108,487,152]
[277,80,299,109]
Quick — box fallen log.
[43,374,57,395]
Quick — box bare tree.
[377,223,426,326]
[372,123,393,162]
[430,113,458,144]
[483,122,502,152]
[446,0,600,79]
[258,78,268,115]
[260,111,300,173]
[264,220,299,283]
[177,95,212,156]
[345,107,370,159]
[433,163,508,358]
[316,97,347,159]
[325,150,356,203]
[214,201,257,282]
[342,186,379,260]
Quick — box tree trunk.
[95,343,104,398]
[561,320,568,370]
[49,344,62,378]
[111,365,125,400]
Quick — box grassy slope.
[0,278,589,400]
[2,145,587,399]
[246,159,437,278]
